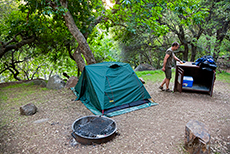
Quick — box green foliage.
[88,29,120,62]
[196,32,229,60]
[172,0,209,25]
[200,0,230,59]
[0,0,115,81]
[102,0,170,39]
[0,45,78,82]
[67,0,104,35]
[17,0,105,38]
[109,0,210,68]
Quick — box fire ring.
[71,115,117,145]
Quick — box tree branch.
[31,66,41,80]
[0,35,35,59]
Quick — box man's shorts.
[164,67,172,79]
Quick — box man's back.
[165,48,174,68]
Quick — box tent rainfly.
[73,62,158,117]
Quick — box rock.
[26,79,47,87]
[46,75,66,89]
[184,120,211,154]
[20,103,37,116]
[65,76,78,88]
[134,63,156,71]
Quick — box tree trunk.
[205,36,211,55]
[182,44,189,61]
[148,50,153,65]
[213,42,220,61]
[49,70,53,79]
[73,47,86,72]
[178,25,189,61]
[190,43,197,62]
[60,0,96,68]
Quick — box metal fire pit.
[71,115,117,145]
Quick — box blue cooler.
[182,76,193,87]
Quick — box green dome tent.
[73,62,158,117]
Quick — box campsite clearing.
[0,77,230,153]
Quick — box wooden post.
[184,120,211,154]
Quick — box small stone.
[33,118,49,124]
[20,103,37,116]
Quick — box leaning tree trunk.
[73,46,86,72]
[60,0,96,71]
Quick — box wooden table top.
[176,61,199,68]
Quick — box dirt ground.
[0,80,230,154]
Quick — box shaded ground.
[0,80,230,154]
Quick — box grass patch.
[0,83,50,127]
[2,82,34,89]
[41,87,49,91]
[178,144,189,154]
[0,95,8,102]
[216,71,230,83]
[135,70,164,82]
[135,69,176,83]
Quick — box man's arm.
[173,54,183,64]
[162,54,170,71]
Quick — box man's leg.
[160,68,171,90]
[160,78,166,87]
[165,78,170,90]
[165,68,172,91]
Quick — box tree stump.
[20,103,37,116]
[65,76,78,88]
[185,120,211,154]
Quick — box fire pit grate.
[72,115,117,145]
[74,117,113,137]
